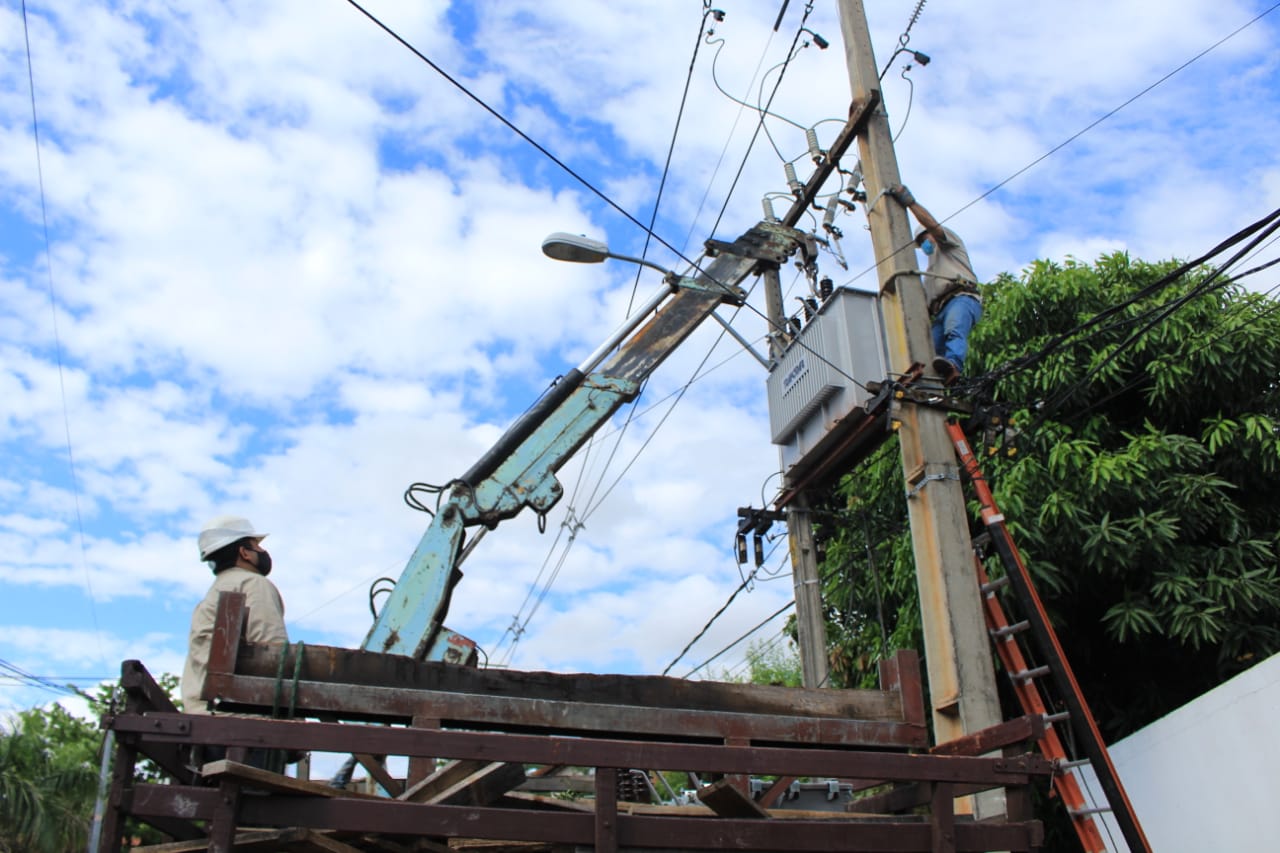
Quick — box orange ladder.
[946,419,1152,853]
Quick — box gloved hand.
[888,184,915,206]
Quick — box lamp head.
[541,232,611,264]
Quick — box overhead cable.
[626,5,719,316]
[1001,206,1280,422]
[343,0,702,273]
[708,3,817,236]
[681,600,793,679]
[842,2,1280,295]
[20,0,107,671]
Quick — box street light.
[541,232,676,280]
[540,232,769,369]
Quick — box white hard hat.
[198,515,267,560]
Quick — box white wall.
[1073,651,1280,852]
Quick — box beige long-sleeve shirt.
[921,226,980,314]
[180,567,288,714]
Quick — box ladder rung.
[990,620,1029,639]
[1069,805,1113,817]
[1043,711,1071,724]
[981,575,1010,594]
[1011,665,1051,682]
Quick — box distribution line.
[20,0,108,673]
[625,4,717,317]
[682,600,793,679]
[345,4,869,667]
[343,0,702,275]
[838,1,1280,292]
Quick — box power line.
[662,561,770,676]
[343,0,702,274]
[346,0,860,405]
[494,6,727,666]
[680,26,778,257]
[1029,208,1280,426]
[838,1,1280,293]
[625,4,717,316]
[20,0,107,672]
[709,4,816,238]
[940,1,1280,230]
[0,657,77,697]
[682,600,793,679]
[975,205,1280,404]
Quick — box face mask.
[251,548,273,576]
[920,239,935,256]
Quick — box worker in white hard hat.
[886,183,983,386]
[180,515,288,715]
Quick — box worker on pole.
[887,184,982,385]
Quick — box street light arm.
[542,232,678,280]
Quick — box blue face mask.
[920,239,935,256]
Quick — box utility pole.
[762,267,830,690]
[834,0,1005,817]
[788,492,828,688]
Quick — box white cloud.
[1,0,1277,719]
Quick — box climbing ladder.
[945,419,1153,853]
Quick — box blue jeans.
[931,294,982,373]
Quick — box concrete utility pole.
[788,492,829,688]
[762,267,831,690]
[834,0,1005,817]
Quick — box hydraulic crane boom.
[361,221,808,661]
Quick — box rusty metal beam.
[594,768,618,853]
[204,672,925,748]
[697,779,770,819]
[930,716,1046,757]
[128,785,1044,851]
[109,713,1046,786]
[221,640,910,722]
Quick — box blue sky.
[2,0,1278,714]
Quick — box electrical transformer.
[766,287,888,476]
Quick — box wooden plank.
[849,781,989,815]
[119,713,1042,785]
[516,774,595,793]
[506,791,929,821]
[204,592,246,703]
[757,775,796,808]
[207,778,239,853]
[879,649,926,728]
[200,760,381,799]
[294,833,367,853]
[225,640,906,721]
[594,768,618,853]
[407,713,439,786]
[144,784,1046,851]
[448,843,556,853]
[412,762,526,806]
[930,715,1045,757]
[203,673,926,748]
[400,758,491,803]
[354,754,404,797]
[135,828,307,852]
[697,778,770,819]
[121,660,180,713]
[931,783,957,853]
[134,828,365,853]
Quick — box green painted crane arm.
[362,222,804,660]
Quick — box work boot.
[932,357,961,386]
